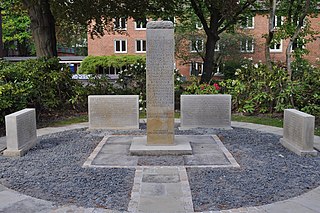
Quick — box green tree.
[180,0,257,83]
[1,0,33,56]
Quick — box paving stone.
[106,136,133,144]
[91,154,138,166]
[142,174,180,183]
[262,200,317,213]
[141,183,166,196]
[0,197,53,213]
[99,144,130,154]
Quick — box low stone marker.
[180,94,232,129]
[280,109,317,156]
[4,108,37,157]
[88,95,139,129]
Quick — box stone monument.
[280,109,317,156]
[146,21,175,145]
[88,95,139,130]
[130,21,191,155]
[180,94,232,129]
[4,108,37,157]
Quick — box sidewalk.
[0,121,319,213]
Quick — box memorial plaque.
[280,109,317,156]
[4,108,37,157]
[146,21,175,145]
[180,95,232,129]
[89,95,139,129]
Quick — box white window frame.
[291,38,306,52]
[273,15,283,28]
[196,22,203,29]
[114,17,127,30]
[190,61,204,76]
[240,38,254,53]
[135,39,146,53]
[135,19,147,30]
[215,42,220,51]
[114,40,127,53]
[270,40,283,52]
[191,39,204,52]
[241,16,254,29]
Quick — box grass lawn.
[44,112,320,136]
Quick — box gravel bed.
[0,126,319,212]
[187,128,320,211]
[0,129,135,211]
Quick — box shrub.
[0,58,82,124]
[78,55,146,74]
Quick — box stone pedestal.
[280,109,317,156]
[146,21,175,145]
[4,108,37,157]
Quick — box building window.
[114,40,127,53]
[114,17,127,30]
[97,66,126,75]
[196,22,203,29]
[273,15,283,28]
[291,38,305,51]
[215,42,220,51]
[135,19,147,30]
[136,40,146,53]
[241,16,254,29]
[191,39,204,52]
[240,38,254,53]
[270,40,282,52]
[190,61,203,76]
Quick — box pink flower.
[214,83,220,90]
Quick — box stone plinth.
[280,109,317,156]
[146,21,175,145]
[4,108,37,157]
[180,94,232,129]
[130,136,192,156]
[88,95,139,130]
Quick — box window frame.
[114,39,127,53]
[135,39,147,53]
[270,40,283,52]
[135,19,148,30]
[240,38,254,53]
[191,39,204,52]
[114,17,127,30]
[241,16,255,29]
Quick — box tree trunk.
[200,34,217,83]
[22,0,57,57]
[0,10,3,58]
[265,0,276,71]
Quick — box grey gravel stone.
[187,128,320,212]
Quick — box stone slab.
[88,95,139,130]
[130,135,192,156]
[280,109,317,156]
[180,94,232,129]
[146,21,175,145]
[3,108,37,157]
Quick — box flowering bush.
[221,58,320,117]
[183,77,221,95]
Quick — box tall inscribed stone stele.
[146,21,175,145]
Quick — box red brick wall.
[88,16,320,78]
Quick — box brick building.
[88,15,320,79]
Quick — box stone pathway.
[0,121,319,213]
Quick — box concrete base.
[280,138,318,157]
[178,126,233,130]
[3,149,29,157]
[130,136,192,156]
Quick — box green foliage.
[183,77,222,95]
[1,0,34,55]
[78,55,146,74]
[0,58,81,124]
[220,59,320,117]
